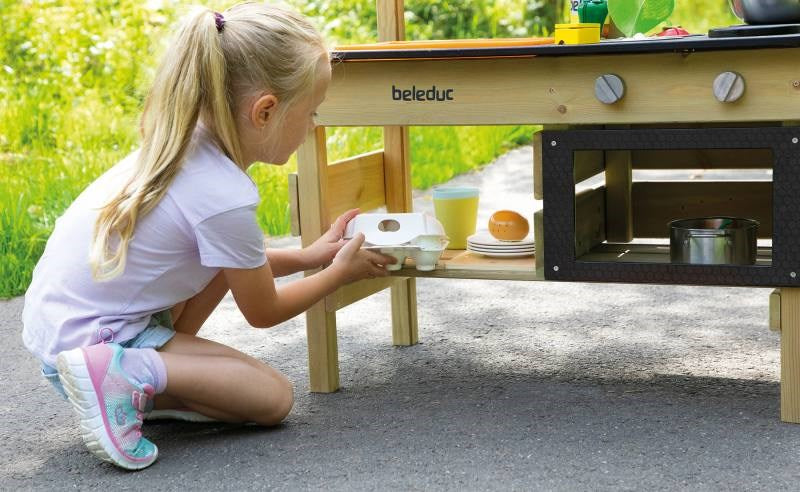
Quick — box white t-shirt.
[22,125,267,366]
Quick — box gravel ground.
[2,146,798,491]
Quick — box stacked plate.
[467,232,535,258]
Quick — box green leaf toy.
[608,0,675,37]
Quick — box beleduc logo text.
[392,85,454,102]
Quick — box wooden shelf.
[390,249,541,281]
[386,243,772,281]
[579,242,773,265]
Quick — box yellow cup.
[432,186,479,249]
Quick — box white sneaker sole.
[56,348,157,470]
[145,409,218,423]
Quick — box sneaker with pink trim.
[56,343,157,470]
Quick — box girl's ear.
[250,94,278,129]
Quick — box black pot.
[729,0,800,24]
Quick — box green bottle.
[578,0,608,25]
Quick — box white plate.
[467,242,535,252]
[469,249,535,256]
[467,248,535,258]
[467,232,535,247]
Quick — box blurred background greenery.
[0,0,737,297]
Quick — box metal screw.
[793,137,799,144]
[550,140,557,147]
[713,71,745,102]
[557,105,567,114]
[553,265,560,272]
[792,272,797,278]
[594,74,626,104]
[793,80,800,88]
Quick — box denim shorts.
[41,310,176,401]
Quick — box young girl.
[22,3,395,470]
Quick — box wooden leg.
[781,287,800,422]
[296,127,339,392]
[383,124,418,348]
[770,289,781,332]
[380,0,418,348]
[391,278,418,346]
[306,301,339,393]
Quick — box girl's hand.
[303,208,360,269]
[331,233,397,284]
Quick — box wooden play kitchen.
[289,0,800,422]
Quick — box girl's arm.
[262,248,311,277]
[265,209,360,277]
[223,233,395,328]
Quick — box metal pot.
[728,0,800,24]
[669,217,758,265]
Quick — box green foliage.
[404,0,558,39]
[668,1,738,33]
[410,126,535,189]
[0,0,742,297]
[1,0,164,298]
[299,0,565,42]
[609,0,676,37]
[0,192,48,298]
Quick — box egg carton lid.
[343,212,446,246]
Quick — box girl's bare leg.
[157,334,293,425]
[150,272,292,425]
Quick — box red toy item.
[657,26,691,37]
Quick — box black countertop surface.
[332,33,800,60]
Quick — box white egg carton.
[343,213,449,271]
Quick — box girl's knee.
[254,372,293,426]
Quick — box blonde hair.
[90,2,328,281]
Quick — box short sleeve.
[194,205,267,269]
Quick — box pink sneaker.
[56,343,158,470]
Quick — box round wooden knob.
[713,71,745,102]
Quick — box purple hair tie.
[214,12,225,32]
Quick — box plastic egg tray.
[343,213,449,271]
